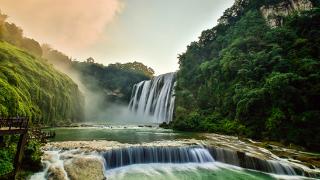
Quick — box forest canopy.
[173,0,320,151]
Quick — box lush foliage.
[0,11,85,178]
[42,46,154,103]
[173,1,320,151]
[0,12,84,125]
[72,61,152,103]
[0,12,86,178]
[0,136,42,176]
[0,41,84,125]
[21,139,42,171]
[0,13,42,57]
[41,44,72,68]
[0,139,15,176]
[108,62,155,78]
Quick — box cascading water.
[102,146,299,176]
[103,146,214,169]
[206,147,298,176]
[128,72,176,123]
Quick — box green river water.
[35,127,317,180]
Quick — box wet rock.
[44,139,200,152]
[47,166,68,180]
[43,135,320,177]
[64,156,106,180]
[42,153,54,163]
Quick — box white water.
[30,150,70,180]
[30,148,314,180]
[104,163,310,180]
[29,128,320,179]
[128,72,176,123]
[103,146,215,169]
[29,144,319,180]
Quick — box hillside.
[72,61,153,103]
[0,41,83,125]
[173,0,320,151]
[42,45,154,105]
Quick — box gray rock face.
[260,0,313,27]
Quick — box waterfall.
[102,146,300,176]
[206,147,298,176]
[103,146,214,169]
[31,146,319,179]
[128,72,176,123]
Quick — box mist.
[50,61,155,125]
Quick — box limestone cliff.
[260,0,314,27]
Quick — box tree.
[173,1,320,151]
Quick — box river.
[29,126,319,180]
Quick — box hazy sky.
[0,0,234,75]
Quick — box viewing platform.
[0,117,29,135]
[0,117,29,179]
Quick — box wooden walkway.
[0,117,29,179]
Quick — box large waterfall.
[128,72,176,123]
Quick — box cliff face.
[218,0,315,28]
[260,0,313,27]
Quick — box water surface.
[43,126,203,144]
[105,163,308,180]
[37,127,319,180]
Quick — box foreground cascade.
[128,72,176,123]
[102,146,299,176]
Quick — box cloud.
[0,0,124,51]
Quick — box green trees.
[174,1,320,150]
[0,136,43,176]
[41,44,72,68]
[0,12,42,57]
[109,62,155,78]
[41,41,153,105]
[72,61,152,103]
[0,42,84,125]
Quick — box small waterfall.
[31,146,319,179]
[102,146,303,176]
[241,154,299,176]
[128,72,176,123]
[103,146,214,169]
[208,147,240,166]
[206,147,297,176]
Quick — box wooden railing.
[0,117,29,135]
[0,117,29,179]
[0,117,29,129]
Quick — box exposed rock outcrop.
[260,0,313,27]
[64,156,106,180]
[47,166,68,180]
